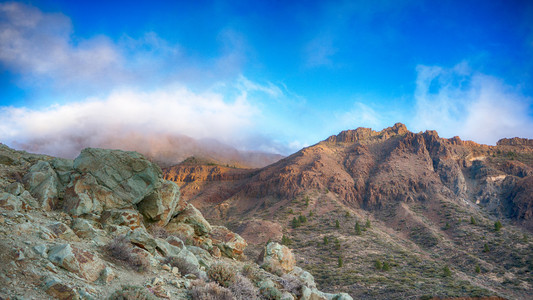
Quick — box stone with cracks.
[209,225,247,259]
[258,242,295,273]
[47,244,106,282]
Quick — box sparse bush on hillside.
[374,260,382,270]
[345,211,350,217]
[291,217,300,228]
[308,211,314,217]
[105,236,150,272]
[338,256,343,268]
[483,243,490,253]
[230,274,259,300]
[494,220,502,232]
[304,196,310,207]
[470,216,477,225]
[298,215,307,224]
[281,234,292,246]
[280,274,302,297]
[108,285,157,300]
[355,221,362,235]
[365,218,371,228]
[189,280,233,300]
[443,265,452,277]
[165,256,200,278]
[334,237,341,250]
[207,262,236,287]
[475,265,481,274]
[323,236,329,245]
[382,261,390,271]
[335,220,340,228]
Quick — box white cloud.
[0,81,270,158]
[411,63,533,144]
[0,2,128,89]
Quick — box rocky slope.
[163,123,533,299]
[0,144,350,300]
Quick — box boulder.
[172,203,212,236]
[165,222,195,240]
[209,225,247,259]
[73,148,161,205]
[100,209,143,230]
[138,179,182,226]
[301,286,353,300]
[47,244,106,282]
[0,192,22,211]
[23,160,61,210]
[63,174,106,215]
[258,242,295,273]
[50,158,74,186]
[47,222,80,241]
[45,278,79,300]
[289,266,316,289]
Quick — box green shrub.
[259,285,282,300]
[335,220,340,229]
[207,262,236,287]
[323,236,329,245]
[444,222,450,230]
[374,260,382,270]
[365,218,371,228]
[338,257,343,268]
[382,261,390,271]
[355,221,362,235]
[483,243,490,253]
[475,265,481,274]
[291,217,300,228]
[298,215,307,223]
[281,235,292,246]
[470,216,477,225]
[443,265,452,277]
[494,220,502,232]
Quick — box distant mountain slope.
[163,123,533,299]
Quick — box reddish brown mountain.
[164,123,533,231]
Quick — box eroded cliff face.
[166,123,533,231]
[0,145,351,300]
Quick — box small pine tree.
[345,211,350,218]
[355,221,362,235]
[299,215,307,224]
[291,217,300,228]
[382,261,390,271]
[334,238,341,250]
[374,260,382,270]
[304,196,309,207]
[335,220,340,229]
[494,220,502,232]
[365,218,371,228]
[483,243,490,253]
[470,216,477,225]
[443,265,452,277]
[323,236,329,245]
[288,208,294,214]
[475,265,481,274]
[308,211,314,217]
[338,257,343,268]
[281,235,292,246]
[444,222,450,230]
[523,234,528,243]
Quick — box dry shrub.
[280,274,302,297]
[229,274,259,300]
[207,262,236,287]
[189,280,234,300]
[108,285,157,300]
[105,236,150,272]
[164,256,200,277]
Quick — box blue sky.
[1,0,532,158]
